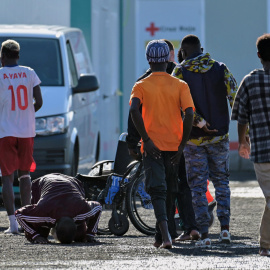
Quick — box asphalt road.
[0,172,269,270]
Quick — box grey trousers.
[254,163,270,249]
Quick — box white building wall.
[91,0,120,160]
[0,0,70,26]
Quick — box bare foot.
[190,230,201,240]
[159,240,172,249]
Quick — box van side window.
[68,32,92,75]
[67,41,78,87]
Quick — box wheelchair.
[76,133,156,236]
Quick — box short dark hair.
[1,39,20,59]
[177,48,183,63]
[181,34,201,46]
[163,39,174,51]
[55,217,77,244]
[256,34,270,61]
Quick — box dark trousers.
[143,151,179,241]
[176,154,198,234]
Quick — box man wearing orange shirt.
[130,39,194,249]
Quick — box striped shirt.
[231,69,270,163]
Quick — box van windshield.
[0,37,63,86]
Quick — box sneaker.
[218,230,231,244]
[4,227,19,234]
[195,238,211,248]
[259,248,270,257]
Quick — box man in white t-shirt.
[0,39,43,234]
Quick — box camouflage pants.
[183,139,230,234]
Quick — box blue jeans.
[184,138,230,234]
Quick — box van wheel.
[71,144,79,176]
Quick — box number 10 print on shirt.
[8,85,28,111]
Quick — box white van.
[0,25,100,178]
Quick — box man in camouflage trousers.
[172,35,238,248]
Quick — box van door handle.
[81,97,86,101]
[103,95,109,99]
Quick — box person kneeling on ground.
[15,173,102,244]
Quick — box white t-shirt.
[0,65,41,138]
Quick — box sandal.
[175,232,191,242]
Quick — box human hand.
[33,236,49,244]
[143,139,161,159]
[238,142,250,159]
[202,122,218,134]
[170,145,184,165]
[128,148,142,161]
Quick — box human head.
[256,34,270,62]
[1,39,20,67]
[146,39,169,71]
[146,39,170,63]
[180,34,201,60]
[55,217,77,244]
[163,39,175,62]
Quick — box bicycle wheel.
[126,165,155,235]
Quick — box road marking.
[209,181,264,198]
[231,187,264,198]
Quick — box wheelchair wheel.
[126,167,155,235]
[108,214,129,236]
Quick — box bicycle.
[76,132,156,236]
